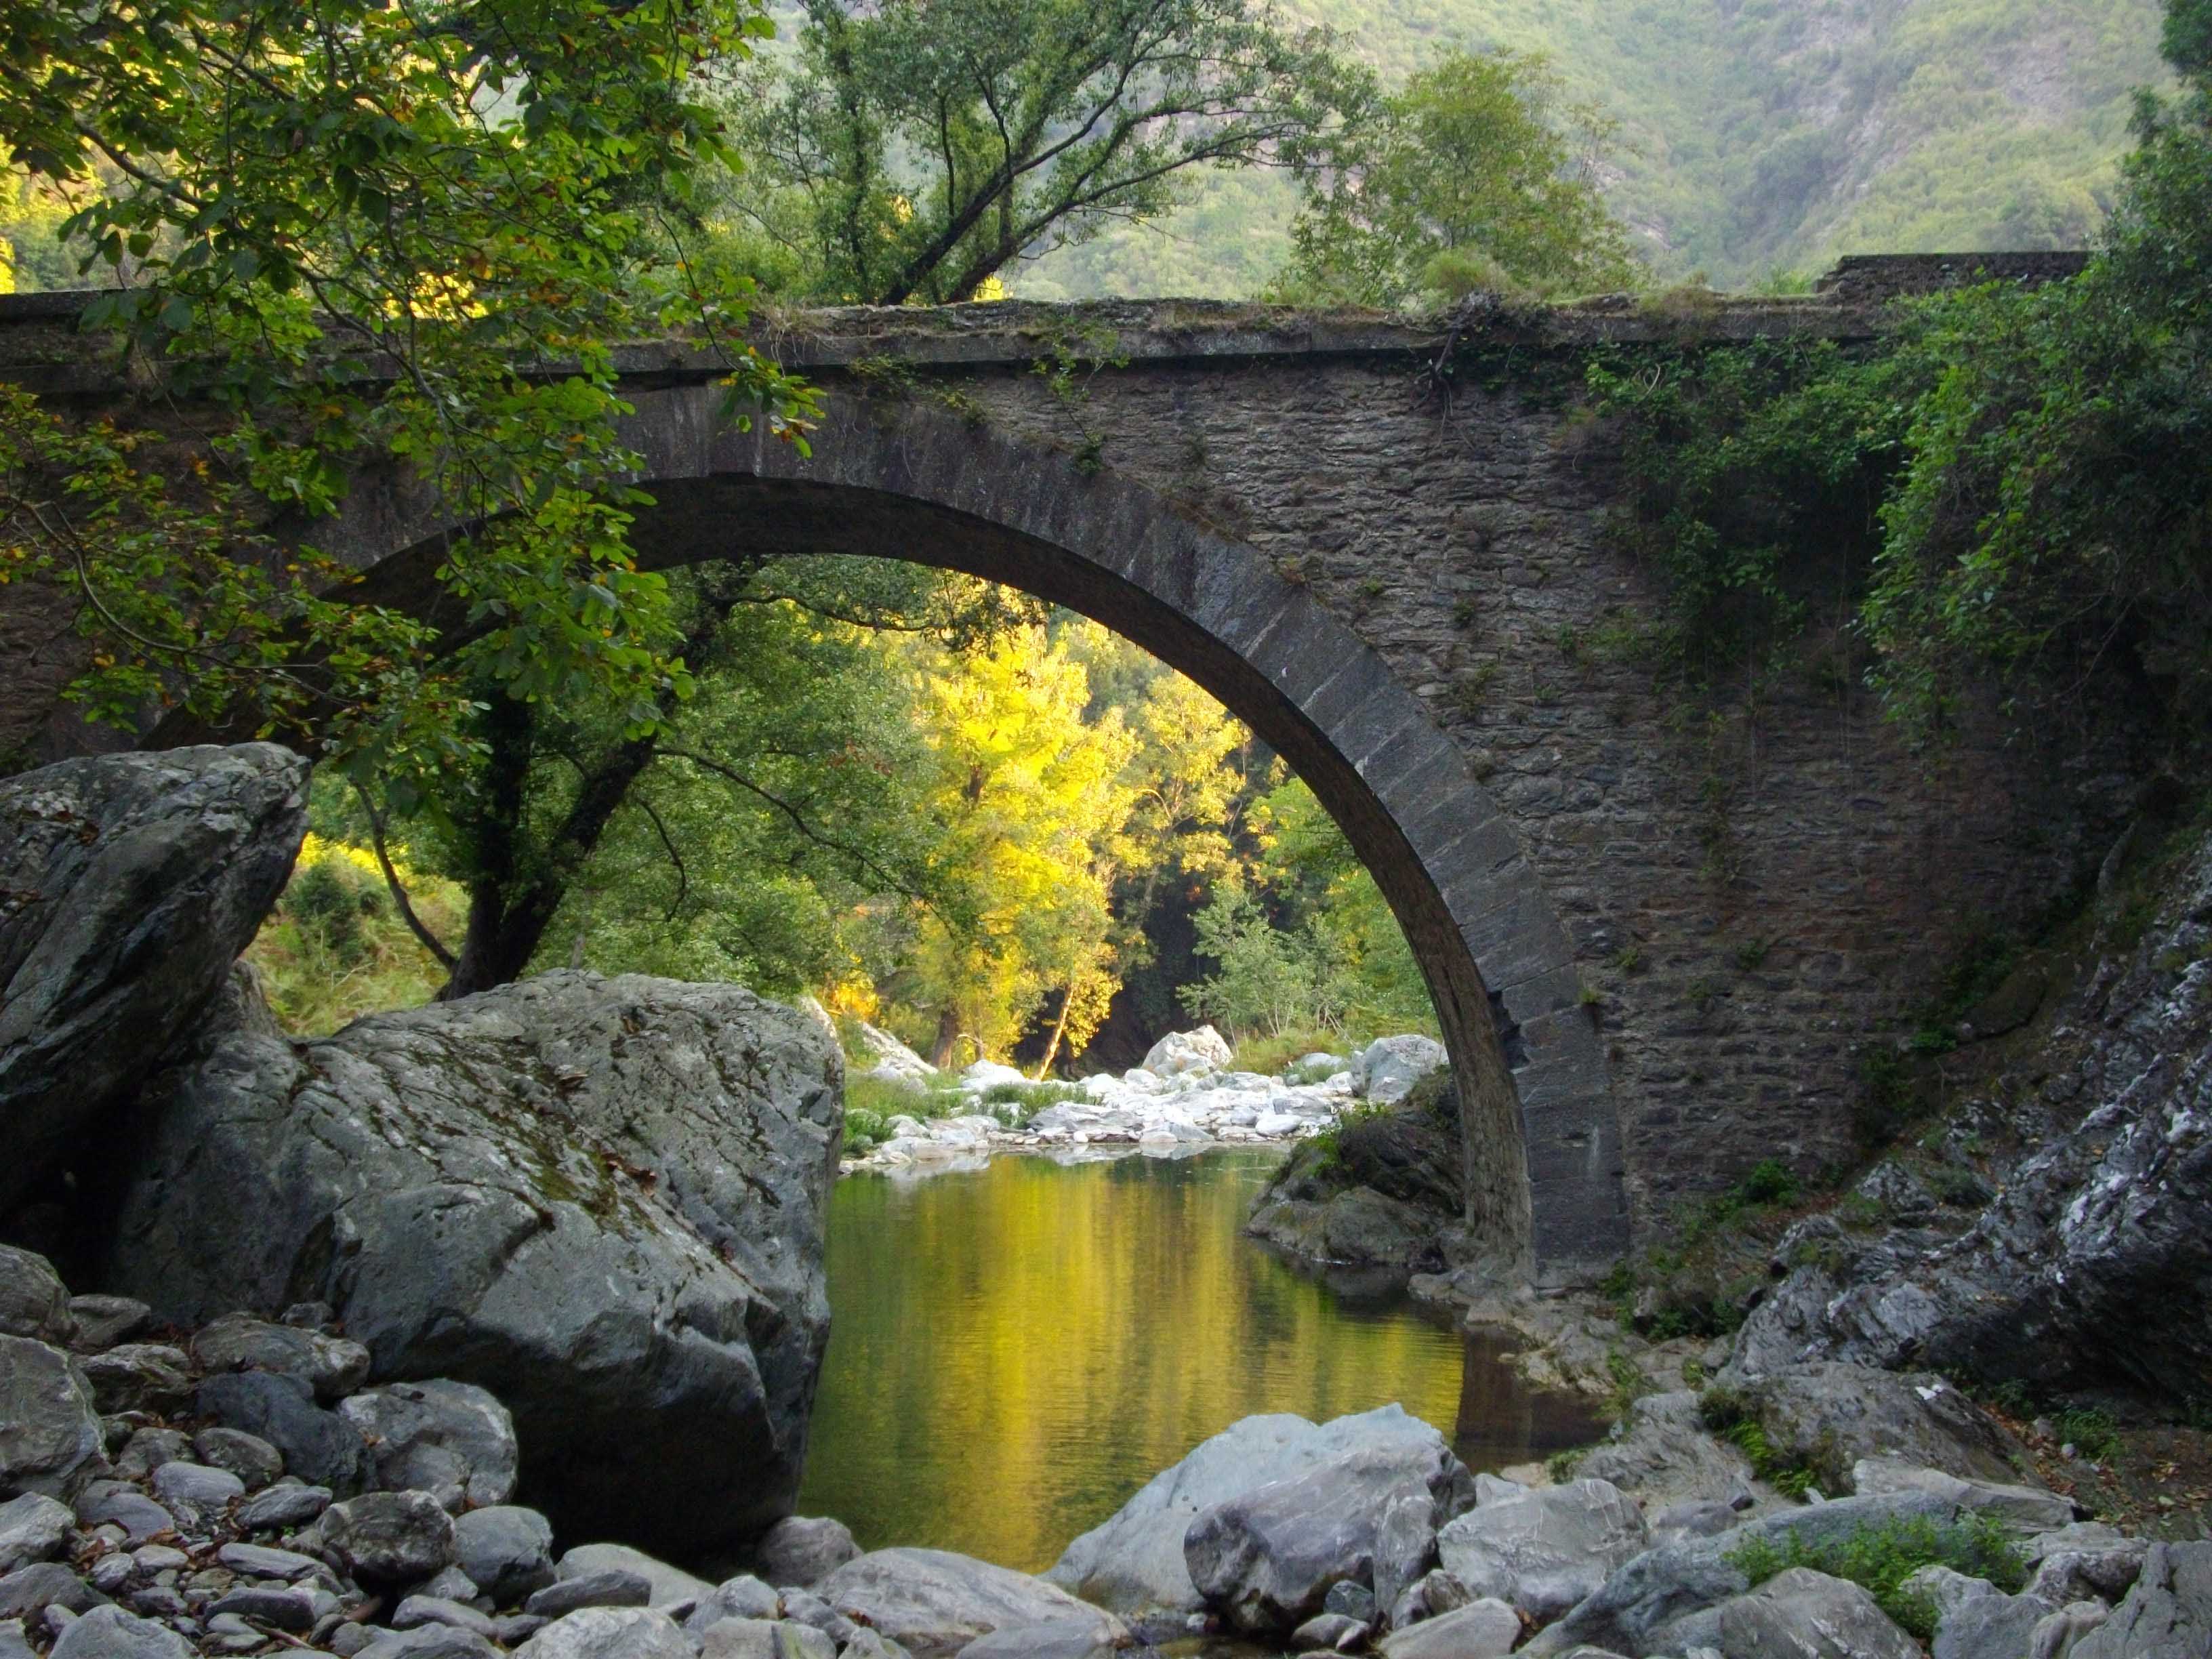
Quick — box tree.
[0,0,815,795]
[1273,49,1637,307]
[712,0,1368,303]
[1861,0,2212,748]
[894,621,1139,1065]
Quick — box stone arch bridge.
[0,256,2095,1285]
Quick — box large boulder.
[1435,1478,1650,1622]
[1183,1426,1478,1635]
[1048,1406,1468,1620]
[1244,1078,1462,1269]
[1140,1027,1232,1078]
[1706,1364,2026,1494]
[107,968,842,1565]
[0,743,307,1211]
[0,1336,103,1498]
[340,1379,519,1511]
[817,1549,1113,1659]
[0,1248,73,1345]
[1573,1392,1757,1513]
[1734,830,2212,1398]
[2072,1542,2212,1659]
[1713,1567,1919,1659]
[1355,1037,1447,1105]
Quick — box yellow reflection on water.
[798,1150,1599,1573]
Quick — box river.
[797,1148,1603,1574]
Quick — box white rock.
[1140,1027,1233,1078]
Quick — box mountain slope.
[1018,0,2169,296]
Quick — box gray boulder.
[1574,1392,1756,1513]
[455,1507,556,1607]
[554,1544,711,1613]
[0,1498,68,1575]
[0,1561,104,1620]
[0,1250,72,1345]
[196,1371,367,1492]
[1050,1406,1467,1618]
[109,968,842,1563]
[954,1618,1113,1659]
[698,1618,837,1658]
[64,1298,147,1352]
[1716,1567,1919,1659]
[356,1626,501,1659]
[1850,1457,2073,1530]
[1184,1429,1478,1635]
[1434,1477,1649,1623]
[1378,1598,1521,1658]
[515,1607,695,1659]
[1356,1037,1447,1103]
[77,1345,192,1417]
[47,1605,192,1659]
[188,1427,282,1490]
[341,1380,518,1510]
[1246,1189,1441,1269]
[0,1337,103,1498]
[1933,1590,2058,1659]
[190,1312,370,1401]
[323,1491,458,1586]
[1523,1490,1962,1656]
[1742,830,2212,1397]
[70,1484,171,1547]
[754,1517,858,1590]
[525,1572,651,1621]
[686,1576,780,1631]
[1708,1363,2026,1493]
[146,1460,241,1527]
[0,743,307,1210]
[2072,1542,2212,1658]
[818,1549,1114,1659]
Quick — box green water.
[797,1149,1603,1574]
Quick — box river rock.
[0,1498,69,1576]
[196,1371,367,1492]
[954,1618,1113,1659]
[755,1517,859,1589]
[70,1483,171,1547]
[1933,1589,2060,1659]
[0,1336,104,1498]
[188,1427,282,1491]
[323,1491,457,1585]
[1736,830,2212,1397]
[340,1380,518,1510]
[1709,1362,2025,1492]
[1716,1567,1919,1659]
[555,1544,712,1613]
[1434,1477,1649,1622]
[0,1561,105,1621]
[78,1346,192,1417]
[0,745,308,1212]
[2071,1542,2212,1658]
[1185,1429,1479,1635]
[1050,1406,1471,1618]
[190,1312,370,1401]
[1378,1599,1521,1658]
[1355,1037,1446,1104]
[818,1548,1114,1659]
[455,1507,556,1606]
[686,1576,780,1630]
[1573,1392,1756,1512]
[1850,1457,2073,1530]
[64,1298,148,1354]
[1141,1027,1232,1078]
[146,1460,242,1527]
[516,1607,695,1659]
[46,1605,192,1659]
[357,1626,501,1659]
[525,1572,651,1620]
[108,968,841,1563]
[697,1619,836,1659]
[0,1250,72,1347]
[1521,1490,1962,1657]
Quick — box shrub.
[2054,1407,2123,1461]
[1729,1515,2028,1639]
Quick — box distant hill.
[1017,0,2170,298]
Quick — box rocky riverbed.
[838,1026,1449,1179]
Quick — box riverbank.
[836,1026,1446,1180]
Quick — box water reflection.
[798,1150,1602,1572]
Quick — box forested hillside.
[1021,0,2170,295]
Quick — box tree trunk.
[1034,975,1078,1080]
[929,1005,962,1070]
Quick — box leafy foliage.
[1728,1515,2028,1639]
[1275,49,1636,305]
[0,0,815,795]
[712,0,1366,303]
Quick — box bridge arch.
[338,386,1630,1282]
